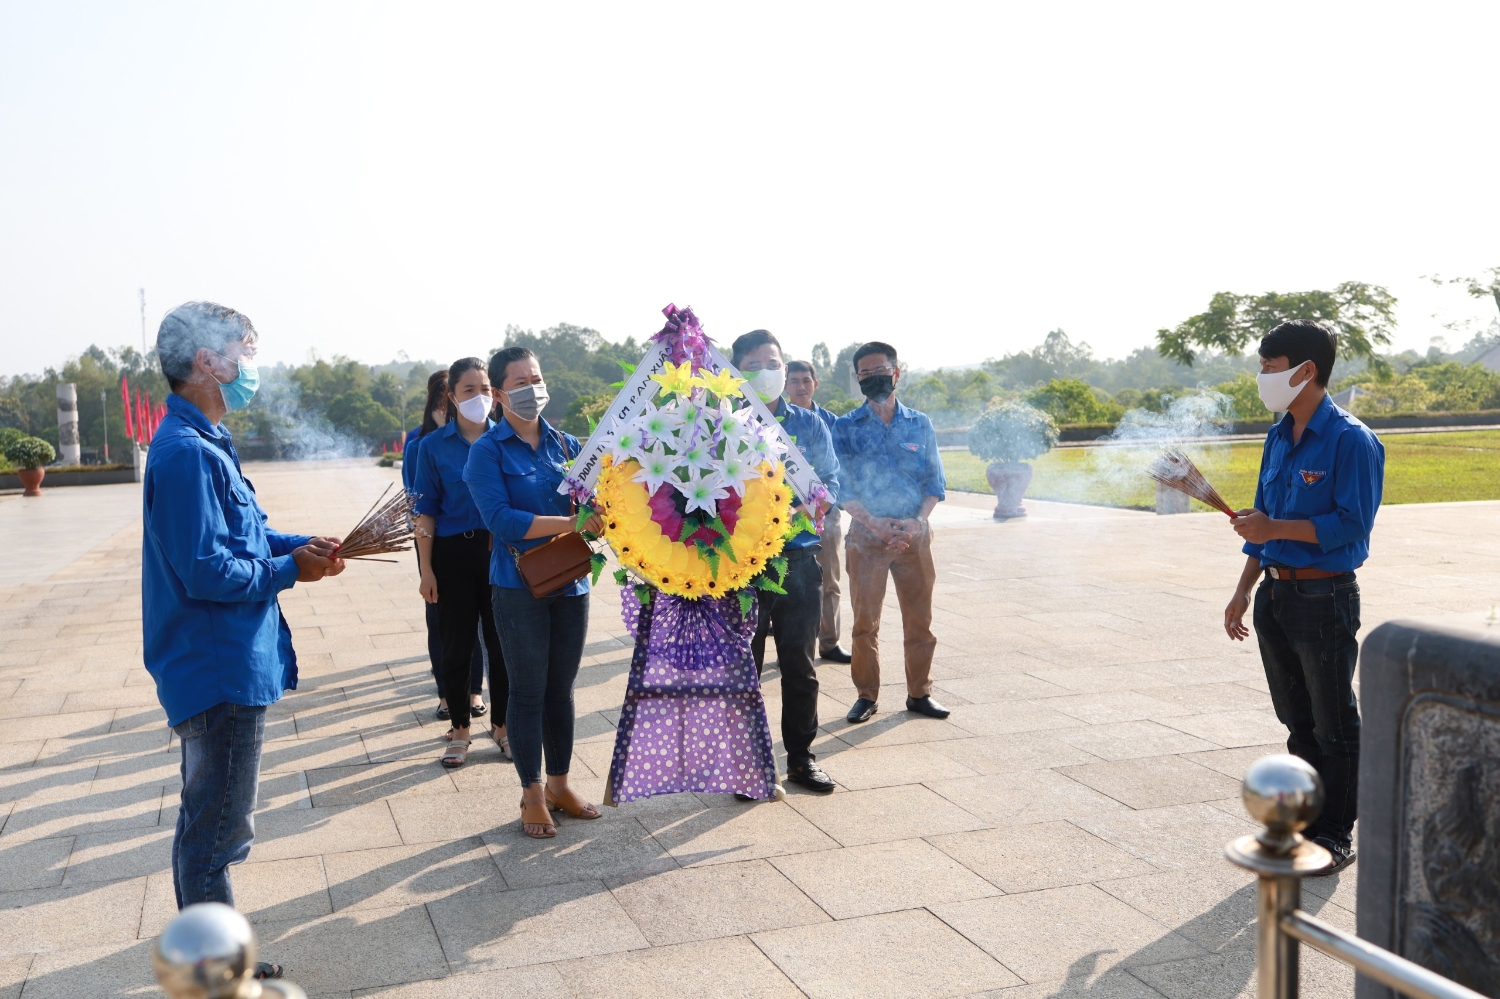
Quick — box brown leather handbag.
[513,530,594,598]
[511,428,594,598]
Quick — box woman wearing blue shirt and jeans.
[465,346,603,838]
[413,357,509,768]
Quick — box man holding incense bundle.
[1224,319,1385,876]
[143,302,345,981]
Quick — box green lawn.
[942,430,1500,511]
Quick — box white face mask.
[1256,362,1313,412]
[454,393,493,425]
[746,366,786,403]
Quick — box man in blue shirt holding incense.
[143,302,345,980]
[1225,319,1385,876]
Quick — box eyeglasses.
[857,365,896,377]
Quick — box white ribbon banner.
[564,339,671,492]
[560,339,825,507]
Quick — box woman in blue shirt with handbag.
[413,357,509,769]
[465,346,603,839]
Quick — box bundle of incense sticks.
[1146,447,1237,518]
[334,485,416,562]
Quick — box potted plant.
[968,402,1058,519]
[5,436,57,496]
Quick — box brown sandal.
[519,798,557,838]
[545,787,601,820]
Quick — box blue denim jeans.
[1253,572,1362,846]
[491,586,589,787]
[171,702,266,909]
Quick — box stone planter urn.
[986,461,1032,519]
[17,467,44,496]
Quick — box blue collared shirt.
[1243,394,1385,572]
[412,419,495,536]
[833,399,946,520]
[769,397,841,551]
[810,401,839,434]
[400,426,422,494]
[142,394,311,727]
[464,418,589,593]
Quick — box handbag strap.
[505,423,582,567]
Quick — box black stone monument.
[1357,619,1500,998]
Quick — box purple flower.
[651,303,713,369]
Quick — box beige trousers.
[845,519,937,702]
[816,512,843,650]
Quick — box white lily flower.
[719,454,760,496]
[677,438,714,473]
[631,442,676,495]
[610,426,648,464]
[675,469,729,517]
[636,401,684,447]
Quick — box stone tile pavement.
[2,461,1498,998]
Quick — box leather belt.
[1265,565,1349,581]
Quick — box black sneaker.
[1308,836,1356,876]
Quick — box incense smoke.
[246,367,372,460]
[1066,390,1241,509]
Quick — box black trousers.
[750,545,823,766]
[1253,572,1362,846]
[419,550,484,698]
[432,531,507,730]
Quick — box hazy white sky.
[2,1,1497,377]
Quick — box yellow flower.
[695,368,745,400]
[594,457,790,599]
[650,360,698,398]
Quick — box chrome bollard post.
[1225,755,1332,999]
[153,902,307,999]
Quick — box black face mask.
[859,374,895,403]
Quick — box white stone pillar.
[55,383,80,466]
[1155,481,1191,515]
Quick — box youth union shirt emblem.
[1299,469,1327,486]
[901,443,921,452]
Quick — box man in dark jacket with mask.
[832,342,948,724]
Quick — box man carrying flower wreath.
[732,329,842,795]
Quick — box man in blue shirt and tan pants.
[834,341,949,725]
[1225,319,1385,876]
[143,302,345,980]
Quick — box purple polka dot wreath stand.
[605,587,779,804]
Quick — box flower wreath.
[566,305,820,608]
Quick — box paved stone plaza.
[2,460,1497,998]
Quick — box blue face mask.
[217,356,260,411]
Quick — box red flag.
[137,390,149,444]
[120,377,134,442]
[395,435,403,454]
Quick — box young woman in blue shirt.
[464,346,603,838]
[413,357,509,768]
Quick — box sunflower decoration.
[589,358,795,606]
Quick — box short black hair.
[1258,320,1336,387]
[731,329,782,368]
[787,359,816,379]
[852,341,898,372]
[486,346,537,388]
